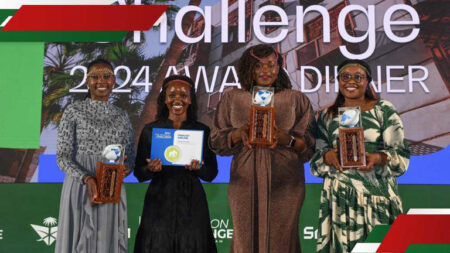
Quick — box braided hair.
[85,58,114,99]
[238,44,291,92]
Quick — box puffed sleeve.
[290,91,317,163]
[310,110,337,178]
[210,91,242,156]
[133,124,156,182]
[376,101,410,177]
[122,111,136,173]
[194,126,218,182]
[56,104,87,184]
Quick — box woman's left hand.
[270,125,290,149]
[185,159,203,171]
[358,152,382,171]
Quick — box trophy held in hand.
[96,144,126,203]
[338,107,366,168]
[249,86,275,146]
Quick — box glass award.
[249,86,275,146]
[95,144,126,203]
[338,107,366,168]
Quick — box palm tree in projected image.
[0,43,80,183]
[6,38,164,182]
[135,0,203,143]
[42,43,83,131]
[75,41,164,128]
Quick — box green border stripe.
[0,31,127,42]
[405,244,450,252]
[365,225,391,243]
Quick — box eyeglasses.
[88,73,114,81]
[339,73,367,83]
[255,61,278,71]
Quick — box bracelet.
[287,135,296,148]
[83,175,92,184]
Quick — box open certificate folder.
[150,128,204,166]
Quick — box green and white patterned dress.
[310,99,410,253]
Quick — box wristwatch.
[288,135,296,148]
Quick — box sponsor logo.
[211,218,233,244]
[30,217,58,246]
[303,226,318,240]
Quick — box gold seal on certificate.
[95,144,126,203]
[249,86,275,146]
[338,107,366,168]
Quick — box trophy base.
[339,127,366,168]
[95,162,125,203]
[249,106,275,146]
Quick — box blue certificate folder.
[150,128,204,166]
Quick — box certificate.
[151,128,204,166]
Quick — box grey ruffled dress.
[55,98,135,253]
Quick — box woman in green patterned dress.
[311,59,410,253]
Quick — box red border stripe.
[376,215,450,252]
[2,5,169,31]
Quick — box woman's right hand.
[84,176,102,205]
[146,158,162,172]
[231,124,252,149]
[324,149,345,172]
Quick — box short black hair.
[337,59,373,83]
[87,58,114,73]
[156,75,198,121]
[85,58,114,99]
[326,59,378,118]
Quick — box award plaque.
[338,107,366,168]
[249,86,275,146]
[95,144,126,203]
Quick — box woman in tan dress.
[210,44,316,253]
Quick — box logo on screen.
[30,217,58,246]
[164,145,181,162]
[211,218,233,243]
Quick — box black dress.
[134,118,218,253]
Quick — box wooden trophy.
[338,107,366,168]
[95,144,126,203]
[249,86,275,146]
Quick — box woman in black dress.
[134,75,218,253]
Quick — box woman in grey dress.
[55,59,135,253]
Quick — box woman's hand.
[84,176,102,205]
[146,158,162,172]
[358,152,385,171]
[272,125,290,147]
[231,124,252,149]
[185,159,203,171]
[324,149,345,172]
